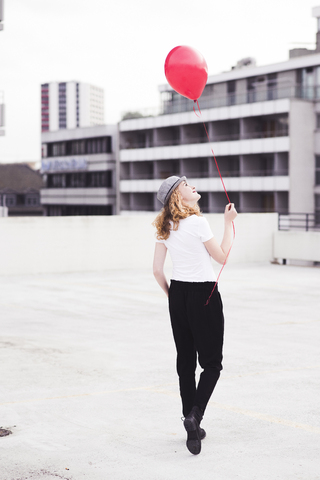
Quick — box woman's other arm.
[204,203,237,264]
[153,242,169,297]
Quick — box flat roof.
[0,263,319,478]
[159,52,320,92]
[41,124,117,143]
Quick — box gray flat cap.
[157,175,187,205]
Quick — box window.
[315,195,320,225]
[267,73,277,100]
[316,156,320,185]
[47,205,62,216]
[47,171,112,188]
[48,205,112,216]
[86,136,111,154]
[4,194,16,206]
[59,83,67,129]
[69,172,86,188]
[76,82,80,127]
[48,174,67,188]
[41,144,47,158]
[88,171,112,187]
[301,67,315,100]
[25,195,39,206]
[47,137,112,158]
[51,142,66,157]
[71,140,85,155]
[247,77,256,103]
[227,81,236,105]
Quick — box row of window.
[120,114,289,150]
[43,136,112,157]
[0,193,40,207]
[120,191,289,214]
[46,171,113,188]
[47,205,112,216]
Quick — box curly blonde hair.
[152,187,201,240]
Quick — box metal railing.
[120,168,289,181]
[120,128,289,150]
[121,85,316,120]
[278,213,320,231]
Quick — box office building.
[40,124,118,216]
[119,7,320,225]
[41,81,104,133]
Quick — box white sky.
[0,0,318,163]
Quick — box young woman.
[152,175,237,455]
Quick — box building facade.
[119,8,320,225]
[41,81,104,133]
[40,124,118,216]
[0,163,44,216]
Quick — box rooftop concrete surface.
[0,262,319,480]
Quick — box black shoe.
[199,427,206,440]
[183,406,203,455]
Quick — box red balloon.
[164,46,208,101]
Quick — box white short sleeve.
[198,217,214,242]
[155,238,165,244]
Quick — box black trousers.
[168,280,224,417]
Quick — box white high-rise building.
[41,81,104,133]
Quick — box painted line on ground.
[1,382,319,435]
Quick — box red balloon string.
[193,99,202,117]
[192,100,236,306]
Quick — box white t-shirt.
[156,215,216,282]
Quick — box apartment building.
[41,81,104,133]
[119,7,320,224]
[40,124,118,216]
[0,163,44,216]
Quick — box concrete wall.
[0,206,8,217]
[289,99,315,213]
[0,213,278,276]
[274,231,320,262]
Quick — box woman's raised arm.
[204,203,237,264]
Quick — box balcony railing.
[121,85,316,120]
[121,204,290,214]
[278,213,320,231]
[120,169,289,181]
[120,128,289,150]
